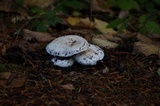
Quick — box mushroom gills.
[51,57,74,67]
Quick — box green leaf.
[36,22,47,32]
[118,23,127,32]
[45,10,56,20]
[64,1,84,10]
[107,18,123,28]
[32,20,40,27]
[139,15,147,24]
[137,0,147,4]
[50,17,62,26]
[153,0,160,5]
[145,21,160,34]
[31,7,44,14]
[37,24,47,32]
[119,0,140,10]
[15,0,24,5]
[144,2,155,12]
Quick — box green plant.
[107,15,132,32]
[54,0,90,14]
[106,0,160,35]
[13,0,90,32]
[31,8,62,32]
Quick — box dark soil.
[0,13,160,106]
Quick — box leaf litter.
[0,5,160,106]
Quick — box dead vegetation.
[0,0,160,105]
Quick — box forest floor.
[0,13,160,106]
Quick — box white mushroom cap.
[46,35,89,57]
[51,57,74,67]
[74,44,104,65]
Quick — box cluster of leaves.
[13,0,90,32]
[13,0,160,35]
[106,0,160,35]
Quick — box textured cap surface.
[46,35,89,57]
[75,44,104,65]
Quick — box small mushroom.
[46,35,89,57]
[74,44,104,65]
[51,57,74,67]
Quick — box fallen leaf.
[24,0,55,8]
[0,72,12,79]
[61,84,75,90]
[133,42,160,57]
[148,34,160,39]
[0,80,6,87]
[9,73,27,88]
[23,29,54,42]
[97,34,121,42]
[136,33,153,44]
[66,17,79,26]
[91,0,110,12]
[0,43,7,55]
[94,18,117,34]
[65,28,91,35]
[115,31,136,39]
[66,17,95,28]
[92,36,119,49]
[0,72,26,88]
[0,0,12,12]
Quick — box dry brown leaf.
[23,29,54,42]
[24,0,55,8]
[91,0,110,12]
[97,34,121,42]
[0,72,26,88]
[115,32,136,39]
[9,74,27,88]
[136,33,153,44]
[66,17,95,28]
[0,43,7,55]
[0,0,12,12]
[61,84,75,90]
[0,72,12,80]
[65,28,91,35]
[94,18,117,34]
[92,37,119,49]
[133,42,160,57]
[148,34,160,39]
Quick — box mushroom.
[46,35,89,57]
[51,57,74,67]
[46,35,105,67]
[74,44,104,65]
[46,35,89,67]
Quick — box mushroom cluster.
[46,35,104,67]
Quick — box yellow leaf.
[94,18,117,34]
[92,37,119,49]
[66,17,80,26]
[66,17,95,28]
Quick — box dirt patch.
[0,14,159,106]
